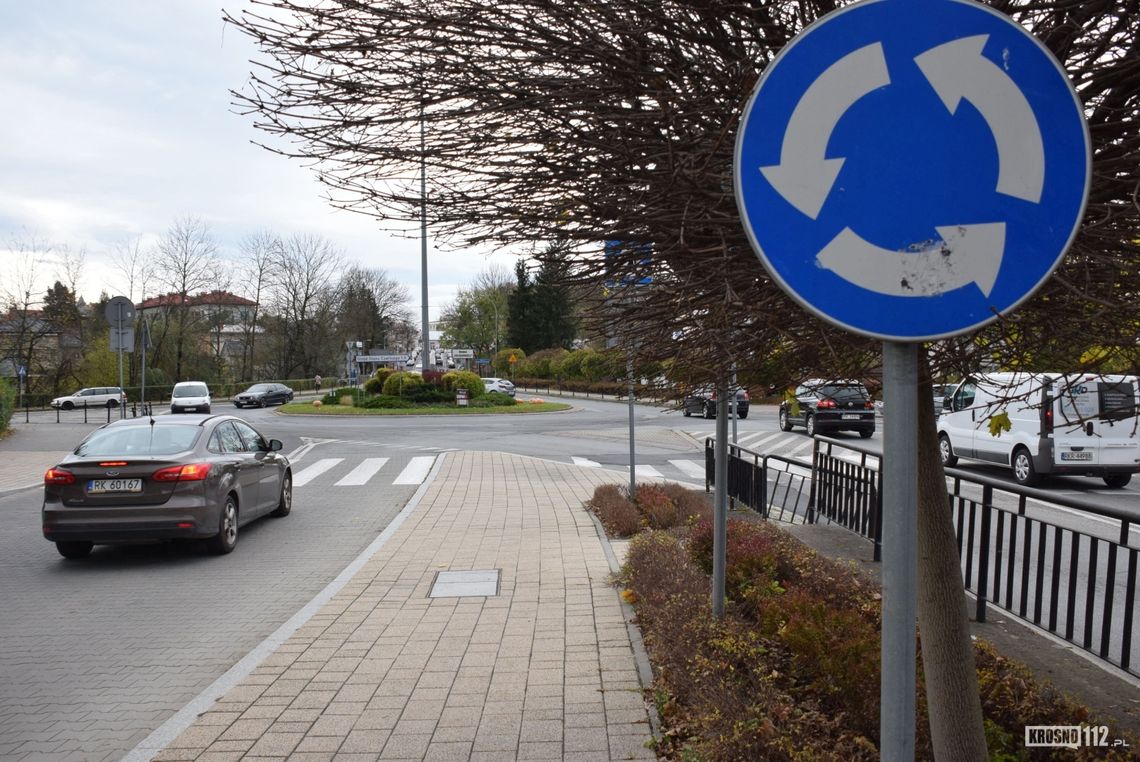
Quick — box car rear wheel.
[271,473,293,517]
[703,403,714,419]
[805,413,817,437]
[779,407,793,431]
[938,434,957,467]
[738,411,748,419]
[205,494,239,555]
[1012,447,1040,487]
[1103,473,1132,489]
[56,541,93,559]
[682,405,691,417]
[106,399,118,408]
[859,429,873,439]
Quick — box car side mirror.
[942,396,951,411]
[269,439,283,452]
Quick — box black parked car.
[779,379,875,438]
[682,387,750,419]
[233,383,294,408]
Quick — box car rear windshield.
[76,426,201,457]
[173,384,209,397]
[819,384,869,401]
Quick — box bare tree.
[152,216,221,380]
[0,234,57,394]
[266,232,343,377]
[237,230,280,381]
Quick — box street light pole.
[419,84,430,375]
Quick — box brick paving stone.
[377,732,430,758]
[146,453,654,761]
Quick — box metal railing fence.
[706,434,1140,677]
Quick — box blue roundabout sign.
[734,0,1090,341]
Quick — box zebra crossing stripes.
[669,459,706,479]
[633,465,663,478]
[335,458,390,486]
[572,457,602,468]
[394,456,435,485]
[293,458,343,487]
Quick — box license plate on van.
[88,478,143,494]
[1060,452,1093,462]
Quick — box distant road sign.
[734,0,1089,341]
[476,358,491,366]
[104,296,136,328]
[357,354,408,363]
[452,349,475,359]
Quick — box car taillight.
[864,400,875,409]
[1043,407,1054,434]
[817,398,837,409]
[152,463,212,482]
[741,391,750,401]
[44,468,76,485]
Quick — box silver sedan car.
[42,415,292,559]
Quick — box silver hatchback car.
[42,415,292,559]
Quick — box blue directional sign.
[734,0,1090,341]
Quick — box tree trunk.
[916,352,988,759]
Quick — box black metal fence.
[706,435,1140,677]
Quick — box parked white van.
[938,372,1140,488]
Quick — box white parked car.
[50,387,126,410]
[171,381,212,414]
[483,377,516,397]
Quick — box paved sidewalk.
[148,451,655,761]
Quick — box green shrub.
[371,367,396,386]
[482,391,516,406]
[362,376,385,395]
[440,370,485,398]
[0,377,14,436]
[518,348,568,378]
[402,385,455,404]
[356,394,407,409]
[321,387,361,406]
[382,371,424,396]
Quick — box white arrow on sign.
[761,42,890,220]
[816,223,1005,297]
[915,35,1045,203]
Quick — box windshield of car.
[76,426,201,457]
[173,384,209,397]
[818,384,869,401]
[245,384,271,393]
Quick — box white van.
[171,381,212,414]
[938,372,1140,488]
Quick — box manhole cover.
[429,569,500,598]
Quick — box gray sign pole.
[116,302,126,419]
[881,341,918,760]
[627,351,636,499]
[730,364,739,444]
[712,377,729,619]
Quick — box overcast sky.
[0,1,514,320]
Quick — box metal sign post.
[105,296,136,420]
[733,0,1090,755]
[627,352,636,499]
[712,377,729,619]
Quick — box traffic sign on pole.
[735,0,1090,341]
[104,296,136,327]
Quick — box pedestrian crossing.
[291,455,436,489]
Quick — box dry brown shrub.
[586,484,640,537]
[658,482,712,524]
[633,484,680,529]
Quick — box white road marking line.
[572,457,602,468]
[669,459,706,479]
[334,458,390,487]
[739,431,787,450]
[394,456,436,485]
[292,458,343,487]
[633,465,663,478]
